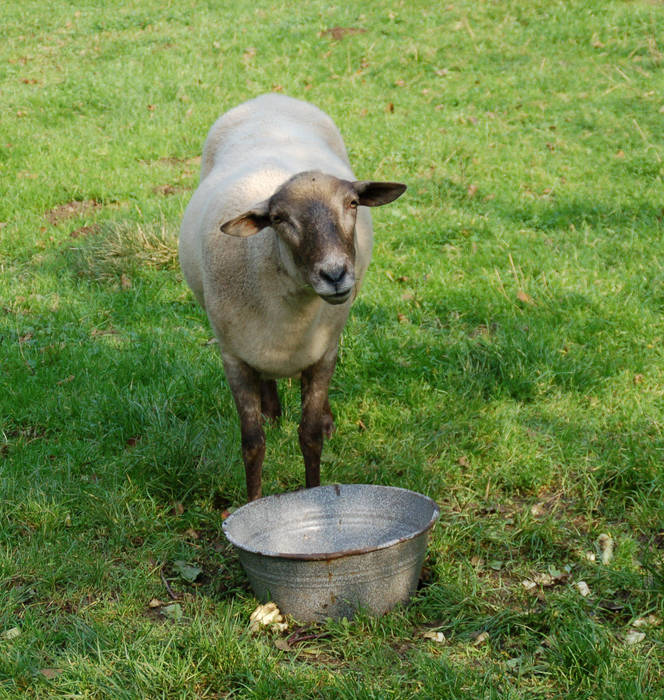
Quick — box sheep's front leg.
[299,349,338,489]
[223,357,265,501]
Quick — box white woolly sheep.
[179,94,406,500]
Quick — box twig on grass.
[160,567,180,600]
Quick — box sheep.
[179,94,406,501]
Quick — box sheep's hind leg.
[223,357,265,501]
[299,349,337,489]
[260,380,282,423]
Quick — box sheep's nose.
[319,264,347,285]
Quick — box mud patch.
[45,199,101,226]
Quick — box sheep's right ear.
[220,201,271,237]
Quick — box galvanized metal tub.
[222,484,439,621]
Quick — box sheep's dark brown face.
[220,171,406,305]
[269,173,360,304]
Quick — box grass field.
[2,0,664,696]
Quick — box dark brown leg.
[260,379,282,423]
[223,356,265,501]
[322,397,335,439]
[299,349,338,489]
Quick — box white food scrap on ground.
[249,602,288,633]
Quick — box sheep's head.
[220,172,406,305]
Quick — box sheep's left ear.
[220,200,271,237]
[352,181,407,207]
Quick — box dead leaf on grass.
[596,533,614,564]
[632,614,660,628]
[161,603,183,620]
[39,668,63,679]
[516,290,535,306]
[624,629,646,645]
[2,627,21,640]
[422,629,446,643]
[576,581,591,597]
[472,631,490,646]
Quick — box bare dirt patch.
[321,27,367,41]
[45,200,101,226]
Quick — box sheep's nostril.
[319,264,347,285]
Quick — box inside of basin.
[223,484,439,558]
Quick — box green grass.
[2,0,664,696]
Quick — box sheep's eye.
[272,214,284,225]
[349,199,359,209]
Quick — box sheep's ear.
[352,181,407,207]
[220,201,271,237]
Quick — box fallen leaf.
[624,629,645,645]
[576,581,591,597]
[386,102,395,113]
[2,627,21,640]
[148,598,164,608]
[161,603,183,620]
[422,630,446,643]
[522,580,537,591]
[173,560,203,583]
[632,614,660,628]
[39,668,63,679]
[473,631,489,646]
[591,33,605,49]
[274,638,293,651]
[596,533,614,564]
[516,290,535,305]
[530,502,547,517]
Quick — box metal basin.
[222,484,439,621]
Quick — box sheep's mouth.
[320,289,352,305]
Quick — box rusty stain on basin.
[222,484,440,621]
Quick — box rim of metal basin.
[222,483,440,561]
